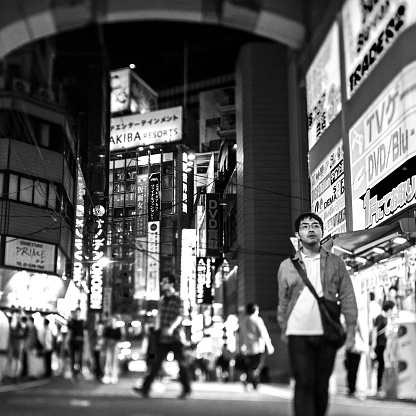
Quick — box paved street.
[1,376,415,416]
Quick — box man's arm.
[277,263,289,342]
[337,257,358,349]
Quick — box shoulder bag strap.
[291,257,320,301]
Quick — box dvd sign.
[206,194,220,257]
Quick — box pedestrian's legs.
[172,341,191,393]
[375,345,385,390]
[44,351,53,377]
[246,354,261,388]
[142,343,169,393]
[345,351,361,394]
[315,339,337,416]
[288,336,318,416]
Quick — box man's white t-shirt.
[286,252,324,335]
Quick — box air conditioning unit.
[12,78,30,94]
[38,87,55,103]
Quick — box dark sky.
[55,21,262,92]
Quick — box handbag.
[291,258,346,349]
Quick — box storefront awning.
[322,220,415,266]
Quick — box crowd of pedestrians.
[0,308,125,386]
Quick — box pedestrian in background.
[371,300,396,396]
[133,273,191,399]
[102,316,122,384]
[66,308,87,381]
[277,212,358,416]
[92,319,106,381]
[239,302,274,390]
[41,318,54,378]
[344,323,367,399]
[5,311,26,382]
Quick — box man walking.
[133,273,191,399]
[277,212,357,416]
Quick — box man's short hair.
[162,273,176,286]
[382,300,395,312]
[295,212,324,232]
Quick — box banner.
[148,172,160,222]
[147,221,160,301]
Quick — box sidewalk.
[1,375,415,405]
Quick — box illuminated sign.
[110,106,182,151]
[196,257,213,305]
[310,140,346,237]
[89,204,106,310]
[5,237,56,273]
[73,167,86,287]
[349,61,416,229]
[147,221,160,301]
[182,152,188,213]
[181,229,197,303]
[134,174,148,300]
[342,0,416,99]
[148,173,160,222]
[111,68,130,114]
[206,194,220,257]
[306,22,342,149]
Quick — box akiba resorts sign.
[110,106,182,152]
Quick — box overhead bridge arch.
[0,0,305,59]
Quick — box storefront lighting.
[355,256,367,264]
[186,167,193,173]
[187,161,194,166]
[138,146,144,151]
[379,258,389,263]
[233,144,237,149]
[346,265,352,271]
[115,320,125,328]
[392,236,407,245]
[149,144,155,150]
[131,320,141,328]
[188,153,196,161]
[373,247,386,254]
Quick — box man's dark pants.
[288,336,337,416]
[142,340,191,394]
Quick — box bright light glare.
[115,320,125,328]
[129,64,136,69]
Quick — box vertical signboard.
[206,193,220,257]
[73,167,86,288]
[196,257,213,305]
[89,203,106,311]
[182,152,188,213]
[148,172,160,222]
[310,140,346,238]
[342,0,416,99]
[134,174,148,299]
[306,22,342,149]
[147,221,160,301]
[181,229,197,304]
[349,61,416,230]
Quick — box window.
[33,180,47,206]
[0,173,3,197]
[39,123,50,148]
[8,174,18,200]
[48,185,57,209]
[19,177,33,203]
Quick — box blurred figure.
[41,318,54,378]
[92,319,105,381]
[102,316,122,384]
[133,273,191,399]
[371,300,395,396]
[55,324,70,377]
[239,302,274,390]
[216,344,232,382]
[344,323,367,398]
[5,311,26,382]
[66,308,87,381]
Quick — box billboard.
[110,106,183,151]
[5,236,56,273]
[349,61,416,229]
[342,0,416,99]
[196,257,214,305]
[306,22,342,149]
[310,140,346,238]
